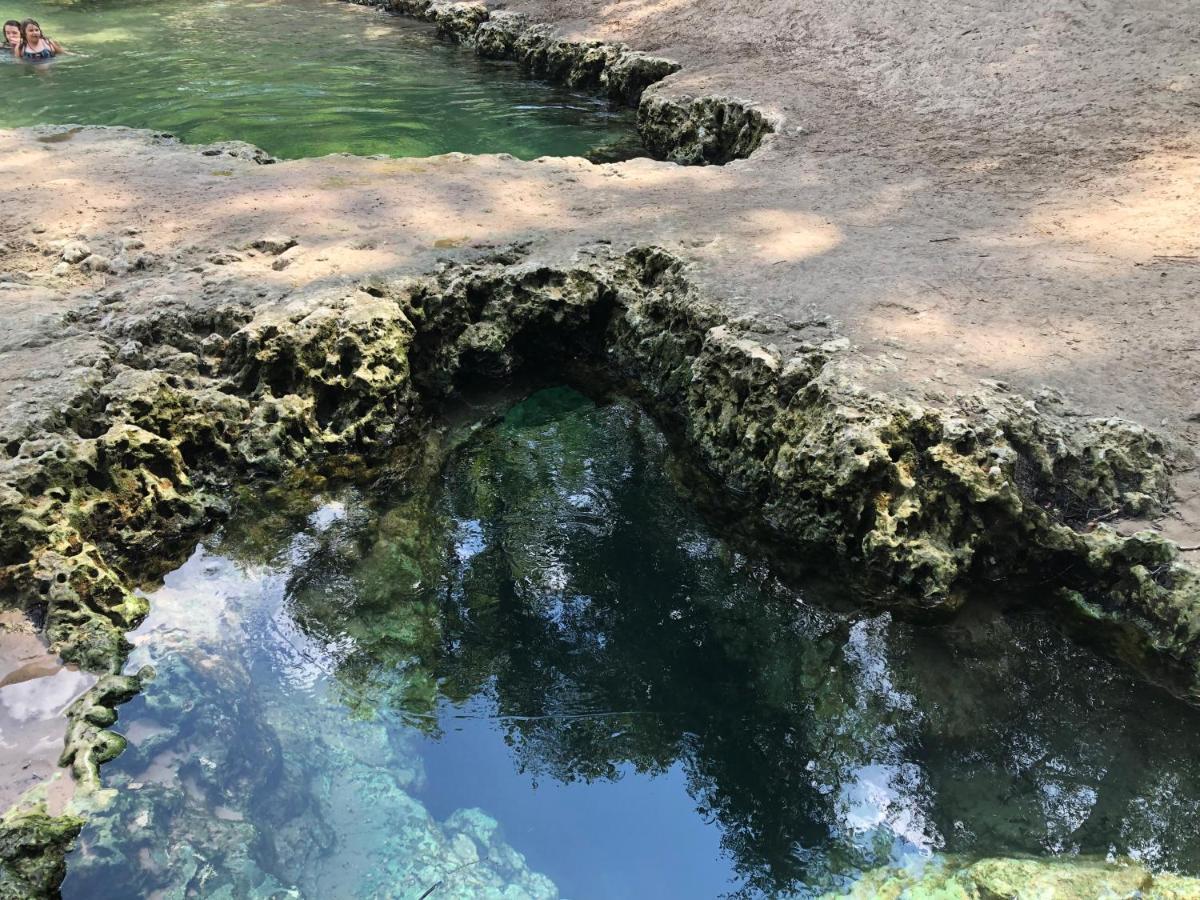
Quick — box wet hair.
[3,20,19,44]
[19,19,41,46]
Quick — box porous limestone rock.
[59,242,89,265]
[5,247,1197,701]
[0,804,84,900]
[638,92,774,164]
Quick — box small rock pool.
[1,0,641,160]
[60,387,1200,898]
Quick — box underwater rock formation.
[55,551,560,899]
[347,0,774,164]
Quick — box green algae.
[0,805,83,900]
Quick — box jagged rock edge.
[346,0,775,164]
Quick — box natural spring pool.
[56,388,1200,898]
[0,0,641,160]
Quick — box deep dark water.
[62,388,1200,898]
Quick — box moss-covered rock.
[5,246,1198,699]
[59,670,148,790]
[827,855,1200,899]
[0,805,84,900]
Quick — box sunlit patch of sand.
[727,208,842,263]
[1027,152,1200,261]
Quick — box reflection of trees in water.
[272,390,1200,896]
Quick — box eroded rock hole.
[56,387,1200,900]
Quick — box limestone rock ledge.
[3,246,1195,698]
[348,0,775,164]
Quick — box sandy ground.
[1,0,1193,430]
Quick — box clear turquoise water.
[0,0,641,160]
[61,388,1200,898]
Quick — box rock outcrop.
[5,247,1195,700]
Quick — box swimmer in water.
[2,21,20,50]
[14,19,63,61]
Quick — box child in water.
[2,20,20,50]
[13,18,63,60]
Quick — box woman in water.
[13,19,63,60]
[2,20,20,50]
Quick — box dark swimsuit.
[21,43,53,60]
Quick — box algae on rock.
[0,805,84,900]
[827,856,1200,899]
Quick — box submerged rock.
[53,581,562,899]
[828,856,1200,899]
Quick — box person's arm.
[11,43,20,58]
[47,37,64,53]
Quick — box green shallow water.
[59,388,1200,898]
[0,0,641,159]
